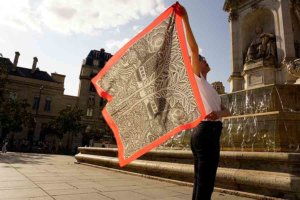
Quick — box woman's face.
[200,59,210,74]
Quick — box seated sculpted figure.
[260,32,276,59]
[245,26,276,63]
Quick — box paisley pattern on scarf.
[92,4,204,166]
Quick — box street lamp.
[29,86,44,150]
[35,86,44,116]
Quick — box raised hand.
[173,2,187,17]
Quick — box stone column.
[276,0,297,83]
[228,10,244,92]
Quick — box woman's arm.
[205,104,231,120]
[217,104,231,118]
[177,5,201,76]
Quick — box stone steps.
[75,147,300,199]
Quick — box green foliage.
[49,106,84,152]
[0,98,33,141]
[0,58,8,103]
[43,121,59,138]
[0,57,34,141]
[50,106,84,136]
[84,123,102,140]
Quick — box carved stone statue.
[211,82,225,94]
[245,27,277,64]
[287,58,300,84]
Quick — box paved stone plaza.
[0,152,254,200]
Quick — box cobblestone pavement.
[0,152,255,200]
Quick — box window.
[150,101,158,113]
[93,59,99,67]
[44,97,51,112]
[99,98,107,107]
[138,66,147,80]
[9,92,17,100]
[88,95,95,106]
[89,83,96,92]
[32,96,40,110]
[99,98,104,107]
[86,108,93,117]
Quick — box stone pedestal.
[242,60,276,89]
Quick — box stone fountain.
[221,0,300,154]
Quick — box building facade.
[0,49,113,151]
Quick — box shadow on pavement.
[0,152,67,165]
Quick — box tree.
[0,98,33,142]
[0,57,8,105]
[82,122,104,147]
[0,59,33,142]
[49,106,83,153]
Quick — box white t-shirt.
[194,73,221,116]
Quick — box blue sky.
[0,0,230,96]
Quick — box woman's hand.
[205,105,231,120]
[204,112,219,121]
[220,104,231,118]
[175,4,187,17]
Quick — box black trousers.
[191,121,223,200]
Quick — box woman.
[177,4,231,200]
[2,140,8,153]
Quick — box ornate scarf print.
[92,3,205,167]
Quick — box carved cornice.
[223,0,248,12]
[223,0,236,12]
[251,3,259,10]
[223,0,263,12]
[290,0,300,4]
[228,11,239,22]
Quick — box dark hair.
[199,54,206,62]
